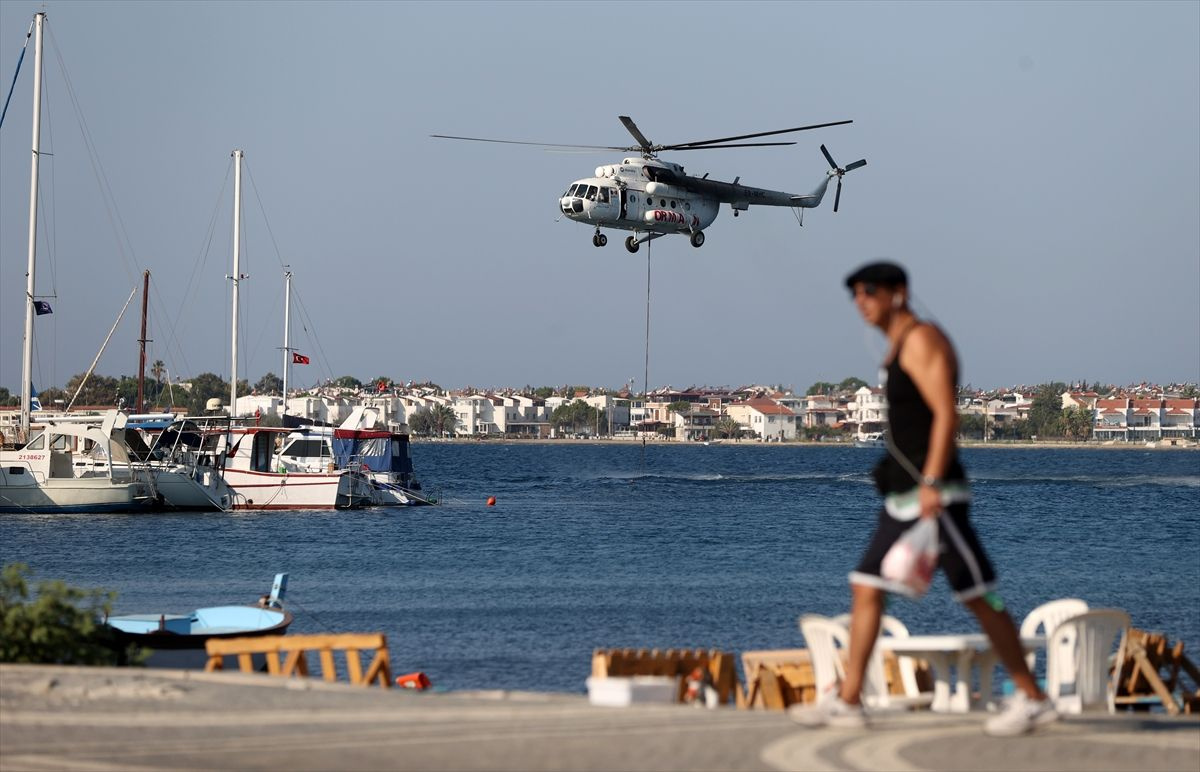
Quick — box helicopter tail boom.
[790,175,832,208]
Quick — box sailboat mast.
[282,269,292,416]
[19,12,45,439]
[136,269,150,413]
[229,149,243,417]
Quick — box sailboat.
[213,151,373,510]
[0,13,153,513]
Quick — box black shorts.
[849,502,996,602]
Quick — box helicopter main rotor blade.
[834,178,843,213]
[430,134,631,151]
[618,116,654,153]
[669,120,853,151]
[670,141,797,150]
[845,159,867,172]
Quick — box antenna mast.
[282,269,292,417]
[229,149,243,417]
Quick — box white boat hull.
[221,468,373,510]
[146,466,232,510]
[0,471,150,513]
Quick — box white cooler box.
[586,676,678,707]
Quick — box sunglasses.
[850,282,879,299]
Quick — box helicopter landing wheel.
[625,236,640,254]
[690,231,705,248]
[593,232,607,247]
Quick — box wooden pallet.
[205,632,393,689]
[1113,628,1200,715]
[740,649,929,710]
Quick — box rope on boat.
[282,595,335,633]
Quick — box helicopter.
[432,116,866,253]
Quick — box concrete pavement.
[1,664,1197,771]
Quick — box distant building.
[725,398,798,442]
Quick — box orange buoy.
[395,671,432,690]
[486,496,496,506]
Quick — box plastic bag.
[880,516,939,598]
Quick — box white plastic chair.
[1020,598,1089,672]
[832,613,924,699]
[799,614,850,701]
[801,614,932,710]
[1044,609,1130,714]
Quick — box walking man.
[794,261,1057,736]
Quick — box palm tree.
[150,360,165,405]
[431,404,458,437]
[715,416,743,440]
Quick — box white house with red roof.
[1128,398,1165,440]
[1162,399,1199,439]
[1061,391,1100,411]
[801,394,844,429]
[725,398,797,441]
[1093,398,1130,440]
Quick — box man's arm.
[899,324,959,517]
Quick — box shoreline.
[413,437,1198,451]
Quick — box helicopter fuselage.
[559,157,831,252]
[560,158,720,236]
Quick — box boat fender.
[395,672,432,690]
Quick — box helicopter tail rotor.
[820,145,867,213]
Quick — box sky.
[1,1,1197,397]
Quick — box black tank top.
[875,324,965,494]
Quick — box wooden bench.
[591,648,740,706]
[204,633,393,688]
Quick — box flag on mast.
[292,352,310,365]
[33,300,53,315]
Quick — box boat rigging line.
[0,17,33,129]
[45,24,142,287]
[65,282,138,411]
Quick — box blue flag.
[30,384,41,412]
[33,300,52,315]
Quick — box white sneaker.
[787,696,867,729]
[984,694,1059,737]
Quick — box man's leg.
[964,597,1045,700]
[840,582,884,704]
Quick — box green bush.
[1,562,140,665]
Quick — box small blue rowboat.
[107,574,293,654]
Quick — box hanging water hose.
[641,238,652,475]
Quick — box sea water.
[2,444,1196,693]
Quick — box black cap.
[844,261,907,289]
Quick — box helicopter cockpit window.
[563,185,576,197]
[585,185,598,201]
[598,188,610,203]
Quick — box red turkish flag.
[292,352,310,365]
